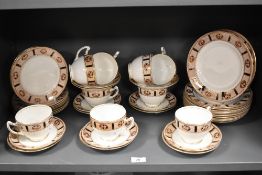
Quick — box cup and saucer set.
[128,47,179,113]
[185,29,256,123]
[79,104,139,150]
[7,104,66,152]
[70,46,122,114]
[10,46,70,114]
[162,106,222,154]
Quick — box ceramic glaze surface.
[175,106,212,125]
[20,55,60,95]
[15,105,52,124]
[151,54,176,85]
[90,104,126,121]
[196,40,244,92]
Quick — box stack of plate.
[183,83,253,123]
[185,29,256,123]
[10,47,69,114]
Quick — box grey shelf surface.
[0,0,262,10]
[0,91,261,172]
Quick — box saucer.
[73,93,121,114]
[10,47,68,104]
[71,73,121,89]
[129,91,176,113]
[162,121,222,154]
[7,117,66,152]
[79,122,138,150]
[129,74,179,88]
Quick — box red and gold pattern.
[82,87,111,98]
[10,47,68,104]
[142,54,153,84]
[90,115,131,131]
[18,117,52,132]
[138,87,167,97]
[187,30,255,102]
[84,55,96,85]
[174,119,212,133]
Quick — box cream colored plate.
[79,122,138,150]
[10,47,68,104]
[187,30,254,102]
[129,91,176,113]
[73,93,121,114]
[7,117,66,152]
[162,122,222,154]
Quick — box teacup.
[174,106,212,144]
[82,86,119,107]
[128,47,176,85]
[138,87,167,107]
[69,46,119,85]
[7,104,53,142]
[90,104,134,141]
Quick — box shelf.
[0,0,261,10]
[0,90,262,172]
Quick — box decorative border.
[79,122,138,151]
[90,116,127,131]
[174,119,212,133]
[187,30,254,102]
[138,87,166,97]
[129,91,176,113]
[73,93,121,114]
[10,47,68,104]
[142,54,152,84]
[82,88,111,98]
[162,121,222,154]
[16,117,52,132]
[84,55,96,85]
[7,117,66,152]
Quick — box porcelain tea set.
[128,47,179,113]
[70,46,121,114]
[6,29,256,154]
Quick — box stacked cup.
[128,47,179,113]
[70,46,121,114]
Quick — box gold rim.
[7,117,66,152]
[79,122,139,151]
[129,91,177,114]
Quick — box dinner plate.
[187,30,254,102]
[10,47,68,104]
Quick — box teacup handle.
[75,46,91,61]
[161,47,166,55]
[6,121,24,136]
[113,51,120,59]
[109,86,119,99]
[124,117,135,130]
[206,106,211,111]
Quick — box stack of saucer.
[70,46,121,114]
[7,105,66,152]
[128,47,179,113]
[185,30,256,123]
[10,47,69,114]
[79,104,139,150]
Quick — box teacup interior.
[15,105,52,124]
[175,106,212,125]
[90,104,126,122]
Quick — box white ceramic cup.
[69,46,119,85]
[138,87,167,107]
[83,86,119,107]
[90,104,134,141]
[128,47,176,85]
[174,106,212,144]
[6,104,53,142]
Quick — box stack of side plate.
[12,89,69,115]
[183,83,252,123]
